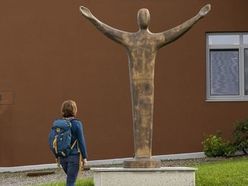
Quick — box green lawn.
[40,156,248,186]
[195,156,248,186]
[39,178,94,186]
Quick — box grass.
[39,156,248,186]
[39,178,94,186]
[195,156,248,186]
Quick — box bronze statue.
[80,4,211,168]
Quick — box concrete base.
[92,167,197,186]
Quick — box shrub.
[202,133,235,157]
[233,119,248,154]
[222,142,236,157]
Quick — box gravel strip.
[0,168,93,186]
[0,157,244,186]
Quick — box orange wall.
[1,0,248,166]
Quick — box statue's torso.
[125,30,162,80]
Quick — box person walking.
[49,100,87,186]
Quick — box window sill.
[206,97,248,102]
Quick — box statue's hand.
[199,4,211,17]
[79,6,93,18]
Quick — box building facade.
[1,0,248,166]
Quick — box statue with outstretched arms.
[79,4,211,168]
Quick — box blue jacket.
[69,118,87,159]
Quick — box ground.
[0,157,241,186]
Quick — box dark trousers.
[60,154,80,186]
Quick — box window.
[207,33,248,101]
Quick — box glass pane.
[244,35,248,44]
[208,35,240,45]
[210,49,239,96]
[245,49,248,95]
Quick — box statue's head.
[137,8,150,29]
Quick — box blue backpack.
[48,119,77,157]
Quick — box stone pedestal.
[92,167,197,186]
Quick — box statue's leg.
[132,79,153,158]
[124,78,161,168]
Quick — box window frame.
[206,32,248,102]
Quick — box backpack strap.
[71,139,77,149]
[53,137,58,154]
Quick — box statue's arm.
[79,6,130,46]
[157,4,211,48]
